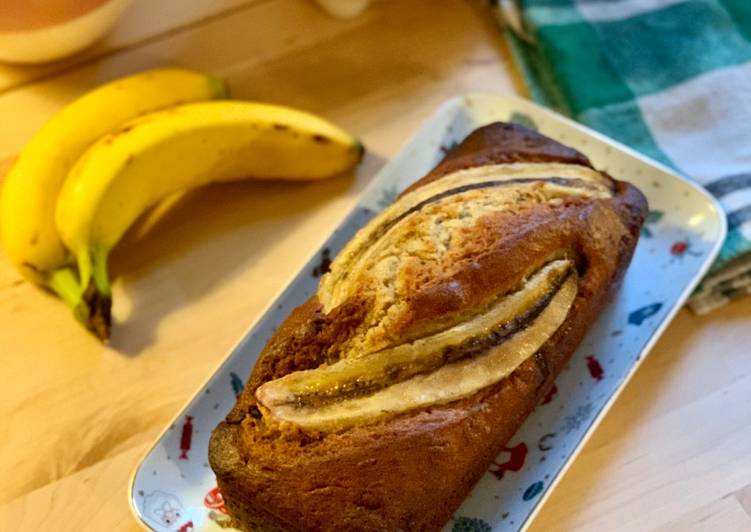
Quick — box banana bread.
[209,122,648,531]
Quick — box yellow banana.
[0,68,227,332]
[56,100,363,339]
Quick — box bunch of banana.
[1,68,363,340]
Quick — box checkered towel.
[495,0,751,313]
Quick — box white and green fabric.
[495,0,751,313]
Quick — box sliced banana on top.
[256,259,577,432]
[319,162,611,311]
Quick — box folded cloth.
[494,0,751,313]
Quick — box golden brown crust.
[209,122,648,531]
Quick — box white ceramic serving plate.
[130,94,726,532]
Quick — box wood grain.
[0,1,748,531]
[0,0,262,93]
[529,297,751,531]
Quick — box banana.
[56,100,364,339]
[1,68,227,332]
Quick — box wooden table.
[1,1,749,530]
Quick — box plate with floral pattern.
[130,94,726,532]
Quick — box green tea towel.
[494,0,751,313]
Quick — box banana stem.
[83,247,112,341]
[48,265,111,341]
[47,267,89,324]
[82,280,112,342]
[91,246,112,297]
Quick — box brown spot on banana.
[21,261,41,273]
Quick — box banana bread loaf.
[209,122,648,531]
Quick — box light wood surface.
[0,1,749,531]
